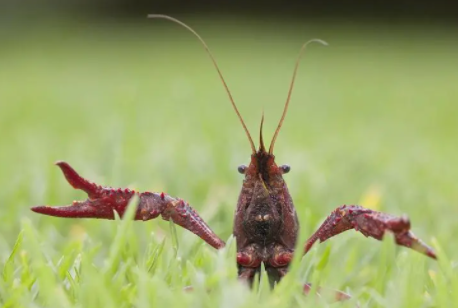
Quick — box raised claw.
[31,161,226,249]
[55,161,101,198]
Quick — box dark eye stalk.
[238,165,247,174]
[280,165,290,174]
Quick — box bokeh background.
[1,1,457,307]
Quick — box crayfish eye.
[280,164,291,174]
[238,165,247,174]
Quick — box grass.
[1,15,457,307]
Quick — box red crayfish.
[31,15,436,299]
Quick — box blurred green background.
[0,13,457,307]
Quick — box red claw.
[304,205,437,259]
[31,201,115,219]
[31,162,226,250]
[54,161,100,198]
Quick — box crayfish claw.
[55,161,100,198]
[31,200,115,219]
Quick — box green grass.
[1,16,457,307]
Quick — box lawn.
[0,15,457,307]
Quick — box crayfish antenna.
[147,14,256,154]
[269,39,328,154]
[259,111,266,152]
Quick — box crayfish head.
[237,114,290,188]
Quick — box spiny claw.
[305,205,437,259]
[31,162,226,249]
[394,230,437,259]
[55,161,100,198]
[31,200,115,219]
[365,214,436,259]
[30,161,122,219]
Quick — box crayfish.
[31,15,436,299]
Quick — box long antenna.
[268,39,328,155]
[259,111,266,152]
[147,14,256,154]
